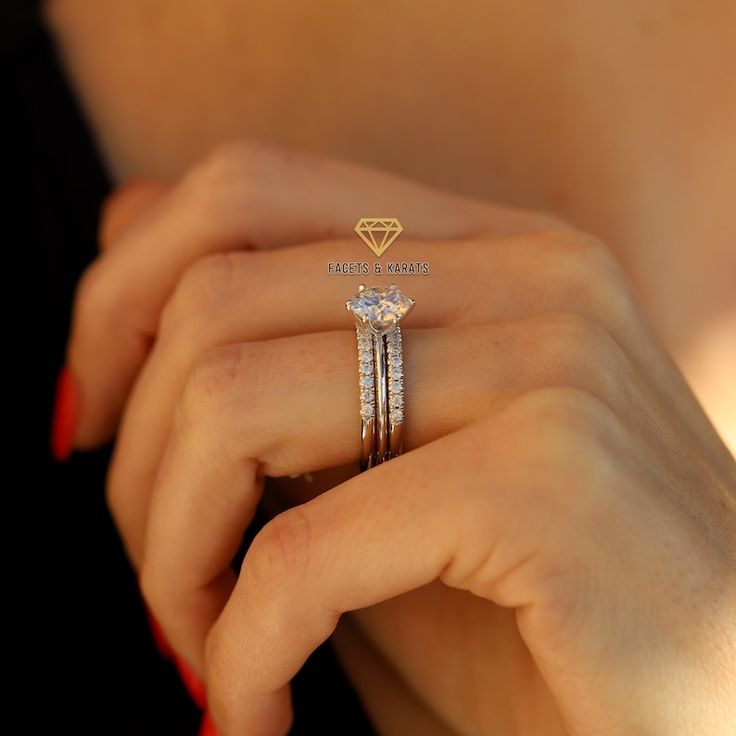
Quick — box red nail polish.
[199,711,218,736]
[145,608,173,660]
[174,655,206,709]
[50,366,78,461]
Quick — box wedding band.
[355,324,377,470]
[347,284,414,471]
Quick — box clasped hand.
[64,141,736,735]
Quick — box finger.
[137,326,511,669]
[207,387,727,736]
[68,139,550,448]
[138,317,664,676]
[201,388,626,736]
[99,179,171,250]
[109,237,494,560]
[205,430,478,736]
[112,232,726,570]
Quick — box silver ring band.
[356,325,376,471]
[386,325,404,459]
[348,285,413,472]
[374,330,389,464]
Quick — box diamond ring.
[346,284,415,471]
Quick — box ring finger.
[139,324,504,672]
[139,306,670,676]
[110,233,719,570]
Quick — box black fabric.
[3,7,375,735]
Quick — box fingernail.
[145,608,173,660]
[174,655,206,709]
[50,366,78,461]
[199,711,218,736]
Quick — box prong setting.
[345,284,414,336]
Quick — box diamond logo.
[354,218,403,257]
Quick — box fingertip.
[198,711,219,736]
[50,365,79,461]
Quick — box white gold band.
[348,284,413,472]
[355,324,405,470]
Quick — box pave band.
[348,285,413,471]
[357,325,377,471]
[386,325,404,459]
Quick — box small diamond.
[390,410,404,423]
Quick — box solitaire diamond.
[346,284,414,334]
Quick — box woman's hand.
[64,141,736,735]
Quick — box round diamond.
[346,285,414,334]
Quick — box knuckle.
[177,343,251,430]
[184,138,286,211]
[503,385,620,506]
[511,385,612,435]
[195,138,280,181]
[159,251,247,339]
[548,229,634,321]
[529,311,628,399]
[539,227,611,267]
[189,141,253,188]
[547,311,611,359]
[244,507,313,594]
[176,138,293,250]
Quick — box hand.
[65,141,736,735]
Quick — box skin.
[45,0,736,453]
[41,2,736,733]
[63,142,736,735]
